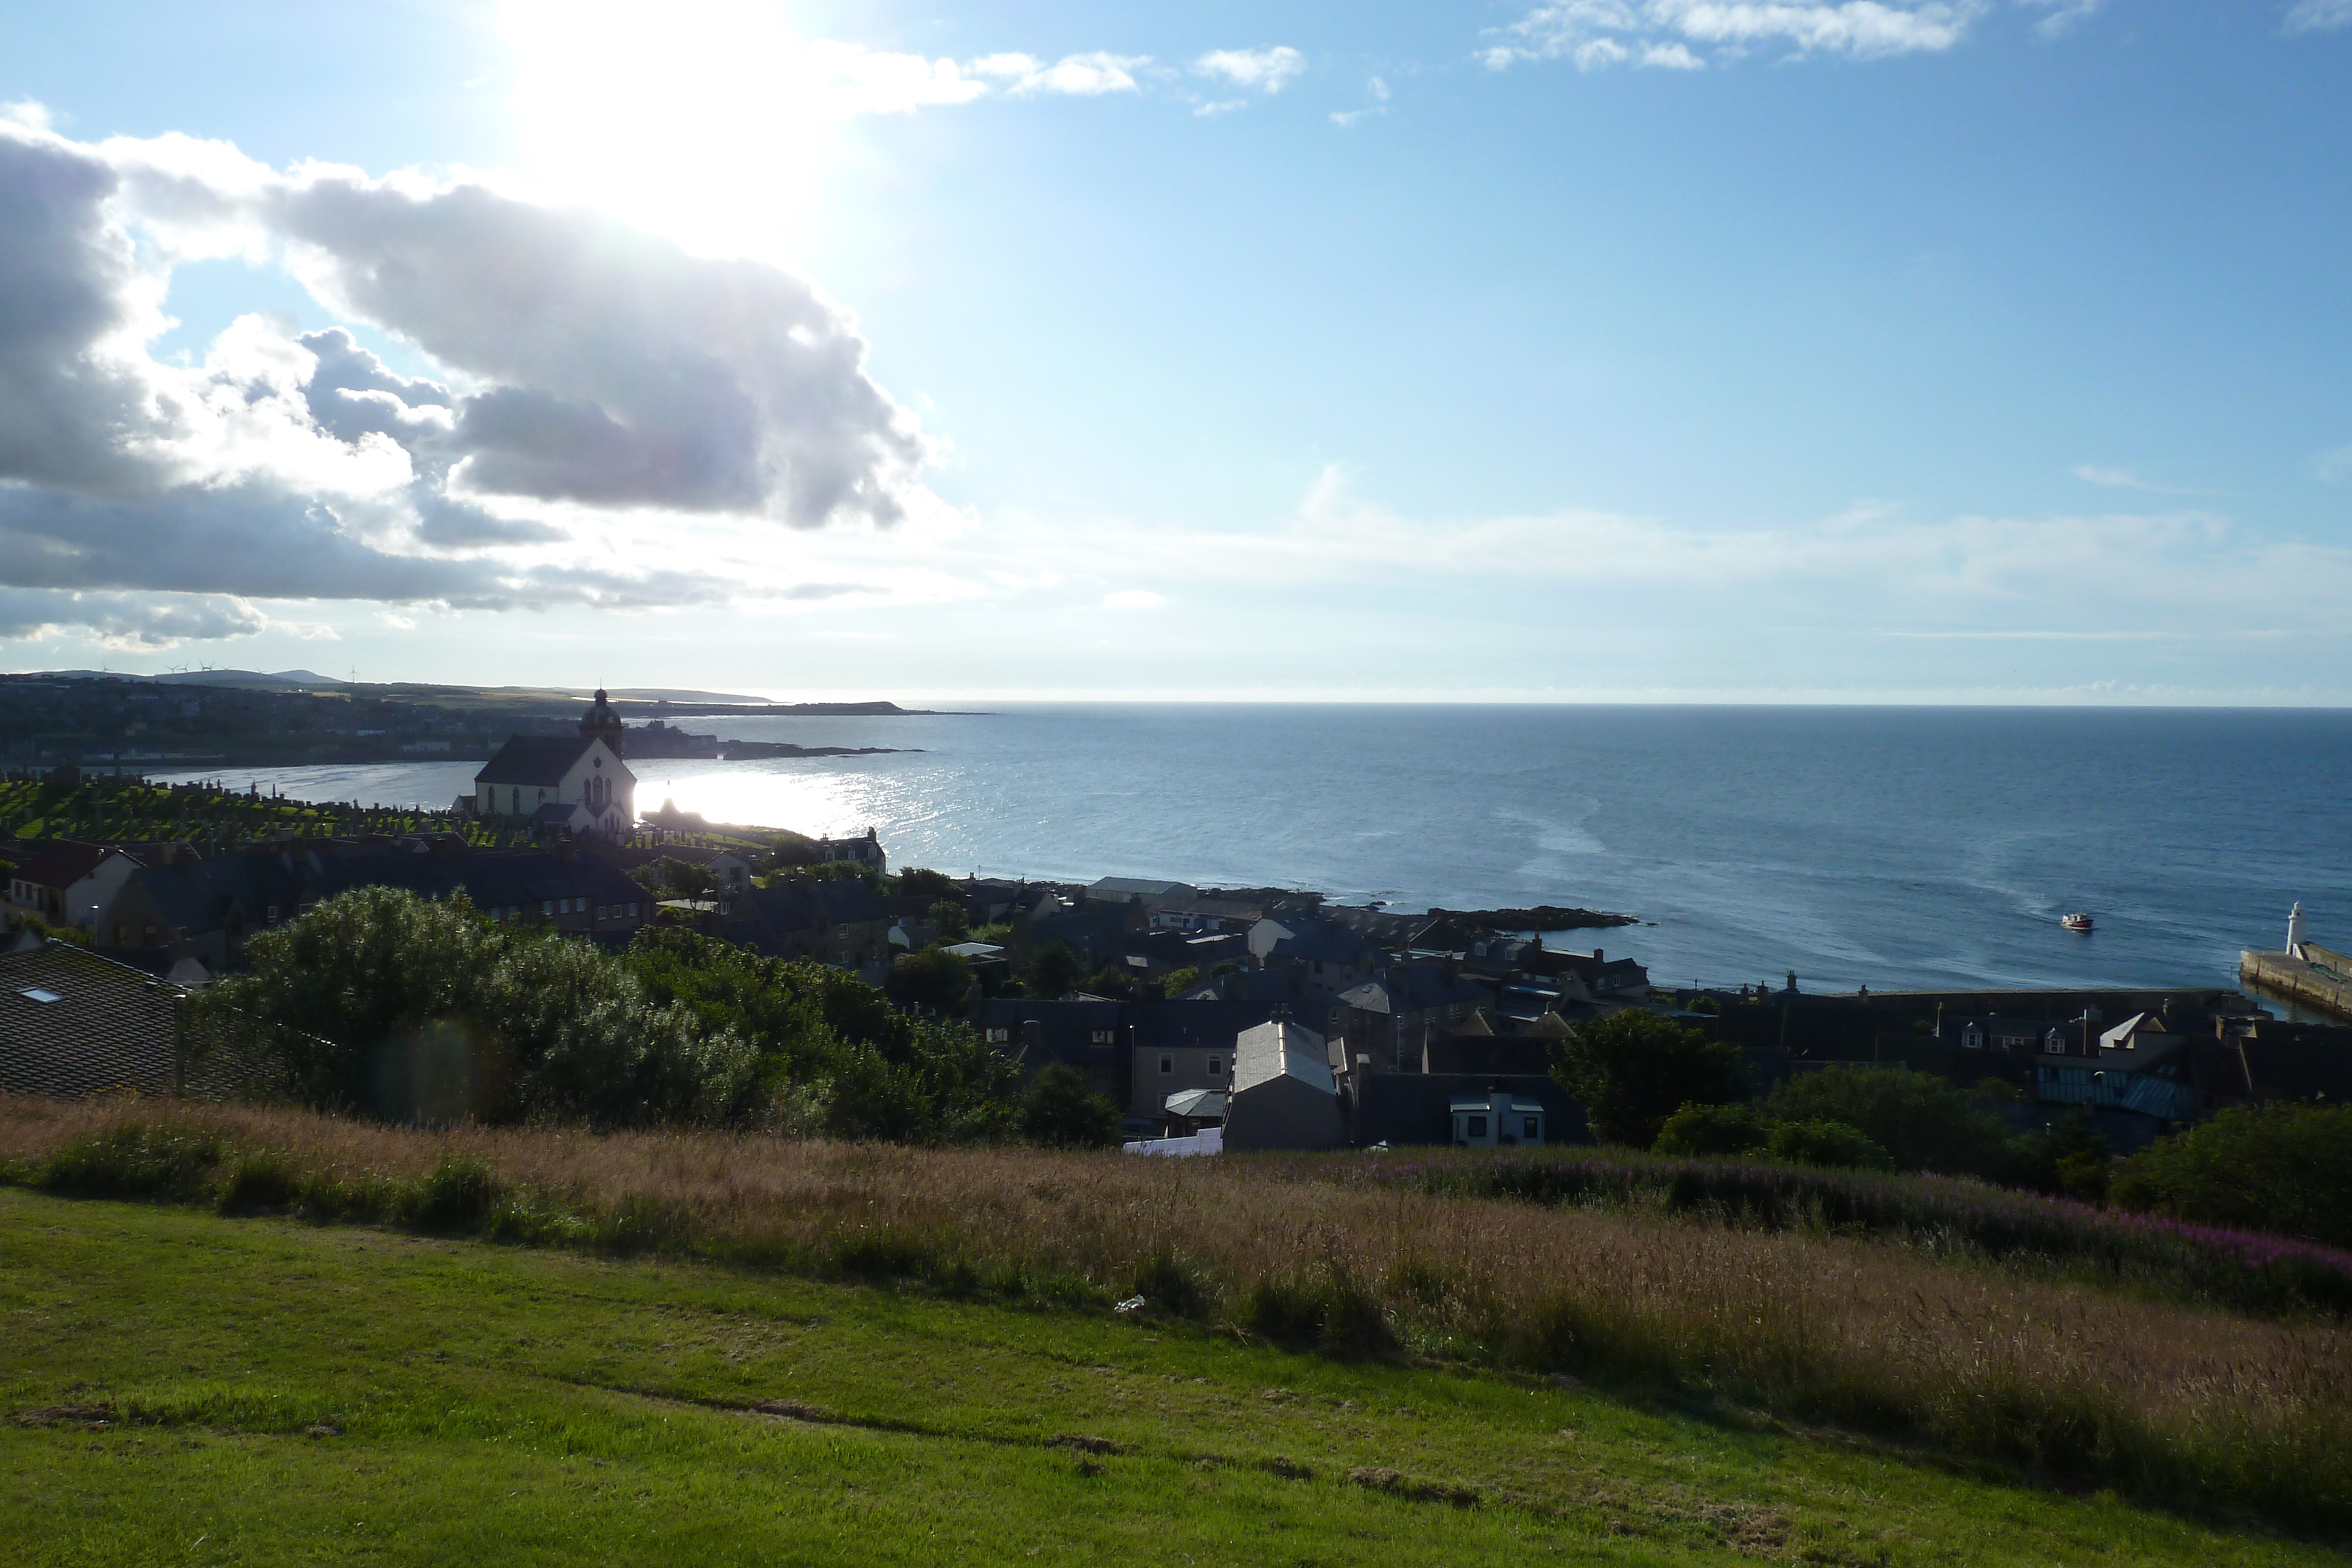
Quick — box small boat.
[2061,912,2094,933]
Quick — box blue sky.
[0,1,2348,701]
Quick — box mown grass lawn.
[0,1188,2330,1567]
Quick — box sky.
[0,0,2347,703]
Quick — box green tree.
[2110,1103,2352,1246]
[1762,1066,2008,1175]
[927,898,970,941]
[1765,1118,1895,1169]
[1025,943,1081,999]
[1021,1063,1120,1148]
[1653,1101,1770,1157]
[1551,1010,1748,1148]
[888,944,973,1014]
[893,867,959,900]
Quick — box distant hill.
[38,668,778,703]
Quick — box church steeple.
[580,687,625,756]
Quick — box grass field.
[1,1187,2340,1567]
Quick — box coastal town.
[4,678,2345,1159]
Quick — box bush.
[1765,1118,1894,1169]
[1026,944,1081,999]
[1020,1064,1119,1148]
[893,867,960,900]
[1762,1065,2007,1175]
[888,944,973,1014]
[1552,1011,1747,1148]
[1652,1101,1770,1157]
[2112,1102,2352,1248]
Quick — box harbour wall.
[2240,944,2352,1023]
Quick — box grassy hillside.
[0,1186,2333,1567]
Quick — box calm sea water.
[155,706,2352,994]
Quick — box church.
[459,690,637,838]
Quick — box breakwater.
[2240,944,2352,1023]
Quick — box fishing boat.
[2061,912,2094,933]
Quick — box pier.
[2240,943,2352,1024]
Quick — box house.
[1126,1000,1289,1122]
[1336,963,1493,1071]
[721,876,895,968]
[1450,1089,1550,1148]
[1089,877,1197,905]
[95,842,650,974]
[462,690,635,837]
[1951,1013,2077,1055]
[5,840,109,924]
[607,844,755,896]
[1265,924,1385,992]
[1351,1074,1588,1148]
[811,828,888,874]
[975,997,1130,1107]
[1222,1014,1345,1152]
[0,940,186,1098]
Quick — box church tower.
[580,688,625,757]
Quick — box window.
[266,904,280,925]
[986,1027,1011,1044]
[1522,1116,1540,1140]
[1466,1115,1488,1139]
[18,987,61,1004]
[1158,1054,1174,1076]
[1089,1028,1115,1046]
[626,902,639,918]
[1207,1055,1222,1076]
[542,900,554,916]
[595,905,607,921]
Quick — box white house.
[459,690,636,837]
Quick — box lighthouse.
[2288,901,2308,961]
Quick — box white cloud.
[1102,590,1167,609]
[1484,1,1984,70]
[1332,76,1394,125]
[0,118,954,644]
[1196,99,1250,118]
[1194,46,1307,93]
[2310,443,2352,483]
[2071,464,2184,493]
[998,52,1151,96]
[2286,0,2352,33]
[2019,0,2108,39]
[1642,42,1706,67]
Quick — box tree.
[1026,943,1080,999]
[1761,1066,2008,1175]
[893,867,960,900]
[888,944,973,1014]
[2110,1103,2352,1247]
[927,899,970,941]
[1551,1011,1748,1148]
[1021,1064,1120,1148]
[1765,1118,1894,1169]
[1653,1101,1770,1156]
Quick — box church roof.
[476,735,600,785]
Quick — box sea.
[152,705,2352,996]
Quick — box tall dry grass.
[4,1095,2346,1527]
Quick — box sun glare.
[502,0,846,263]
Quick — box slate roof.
[1090,877,1197,900]
[116,845,644,938]
[0,942,183,1097]
[1232,1019,1334,1095]
[1130,999,1288,1050]
[10,840,109,891]
[475,735,600,786]
[1338,963,1490,1016]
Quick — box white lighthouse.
[2287,901,2308,960]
